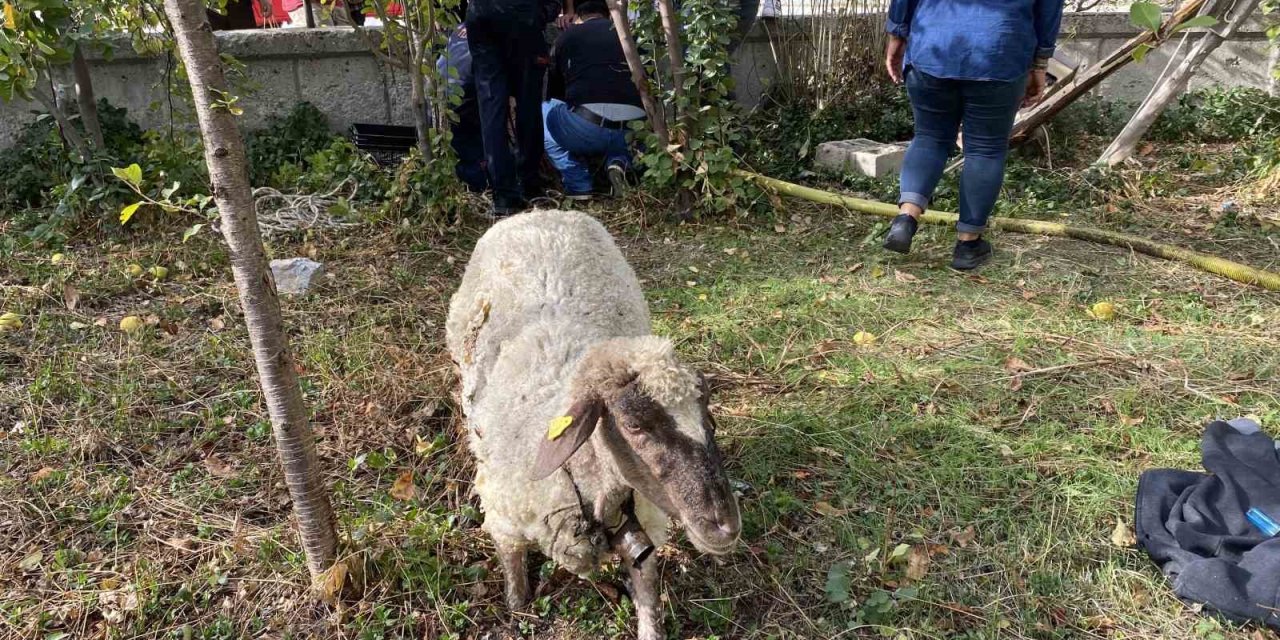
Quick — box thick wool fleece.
[445,210,677,575]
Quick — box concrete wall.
[0,12,1274,149]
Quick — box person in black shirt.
[542,0,643,199]
[466,0,558,216]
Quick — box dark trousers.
[465,15,546,206]
[452,86,489,192]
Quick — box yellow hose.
[739,170,1280,292]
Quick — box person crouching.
[542,0,643,201]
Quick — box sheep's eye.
[623,418,647,433]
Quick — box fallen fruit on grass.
[119,316,144,333]
[0,312,22,331]
[149,265,168,280]
[852,330,877,346]
[389,471,415,501]
[126,263,144,277]
[1110,517,1137,547]
[1088,301,1117,321]
[51,252,65,265]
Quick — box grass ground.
[2,139,1279,640]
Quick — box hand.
[885,36,906,84]
[1023,69,1047,108]
[555,12,576,28]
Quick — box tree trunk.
[1097,0,1260,166]
[72,45,105,152]
[655,0,689,136]
[409,63,434,160]
[303,0,317,27]
[607,0,671,148]
[32,86,90,162]
[161,0,339,585]
[1009,0,1208,146]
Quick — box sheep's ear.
[530,396,603,480]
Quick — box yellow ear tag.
[547,415,574,440]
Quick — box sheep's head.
[531,337,741,555]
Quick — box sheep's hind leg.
[497,545,531,610]
[627,558,663,640]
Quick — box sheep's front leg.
[497,545,530,610]
[627,558,663,640]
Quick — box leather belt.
[572,105,635,131]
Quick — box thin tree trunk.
[409,63,433,159]
[72,45,105,151]
[32,87,90,162]
[655,0,689,136]
[1097,0,1260,166]
[1009,0,1208,146]
[161,0,338,585]
[607,0,671,148]
[303,0,316,27]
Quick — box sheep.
[445,209,741,640]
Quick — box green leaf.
[1129,1,1163,32]
[1172,15,1218,32]
[889,542,911,562]
[824,562,852,603]
[111,163,142,187]
[1131,43,1153,63]
[119,202,141,225]
[182,223,203,243]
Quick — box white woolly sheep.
[445,209,741,640]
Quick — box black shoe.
[882,213,918,254]
[490,197,528,219]
[606,163,628,198]
[951,237,992,270]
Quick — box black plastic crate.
[351,123,416,152]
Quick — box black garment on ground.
[1136,418,1280,630]
[547,17,641,109]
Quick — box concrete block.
[814,138,906,178]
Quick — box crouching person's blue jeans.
[899,68,1027,234]
[542,99,632,195]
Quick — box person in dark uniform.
[466,0,559,216]
[437,25,488,192]
[542,0,643,200]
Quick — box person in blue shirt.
[437,26,489,193]
[881,0,1064,270]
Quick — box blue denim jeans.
[542,99,631,195]
[899,68,1027,234]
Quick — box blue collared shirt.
[886,0,1064,82]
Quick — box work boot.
[607,163,628,198]
[951,237,993,270]
[882,213,918,254]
